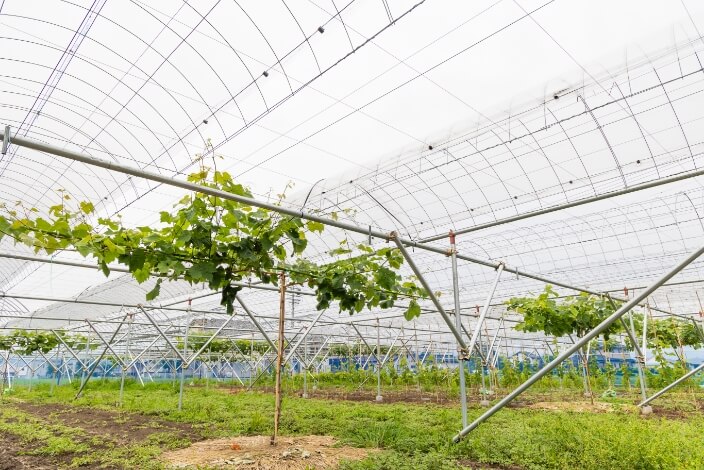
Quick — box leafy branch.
[507,286,622,340]
[0,170,426,320]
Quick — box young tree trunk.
[271,272,286,445]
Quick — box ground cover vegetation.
[1,379,703,469]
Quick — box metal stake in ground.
[625,313,648,403]
[376,318,383,401]
[449,231,468,427]
[303,332,309,399]
[120,313,135,406]
[453,244,704,443]
[272,272,286,446]
[178,300,192,412]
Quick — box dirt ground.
[525,401,620,413]
[0,432,58,470]
[0,401,203,469]
[162,435,374,469]
[13,401,200,445]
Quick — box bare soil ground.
[525,401,622,413]
[14,401,201,445]
[0,432,58,470]
[1,401,203,469]
[162,435,375,469]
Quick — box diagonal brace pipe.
[138,306,187,363]
[467,264,504,361]
[453,245,704,442]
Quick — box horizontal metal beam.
[0,130,399,242]
[0,131,687,328]
[419,166,704,243]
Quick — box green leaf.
[79,201,95,214]
[99,261,110,277]
[128,248,146,272]
[0,215,10,233]
[405,299,421,320]
[133,267,151,283]
[75,243,92,257]
[0,170,430,323]
[357,244,373,253]
[146,279,163,301]
[306,221,325,233]
[188,261,217,283]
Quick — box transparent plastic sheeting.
[0,1,704,344]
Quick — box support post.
[1,125,9,155]
[376,318,382,402]
[467,264,504,365]
[119,313,134,406]
[272,272,286,446]
[626,314,648,403]
[283,309,326,365]
[453,245,704,443]
[80,334,90,387]
[613,297,650,411]
[139,307,187,363]
[449,231,468,426]
[184,313,238,367]
[85,322,127,368]
[237,296,307,367]
[178,302,191,412]
[470,263,504,406]
[50,331,87,371]
[302,333,309,399]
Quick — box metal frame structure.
[1,2,704,445]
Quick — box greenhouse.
[1,1,704,469]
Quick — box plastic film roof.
[1,1,704,348]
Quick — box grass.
[0,382,704,470]
[2,380,704,469]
